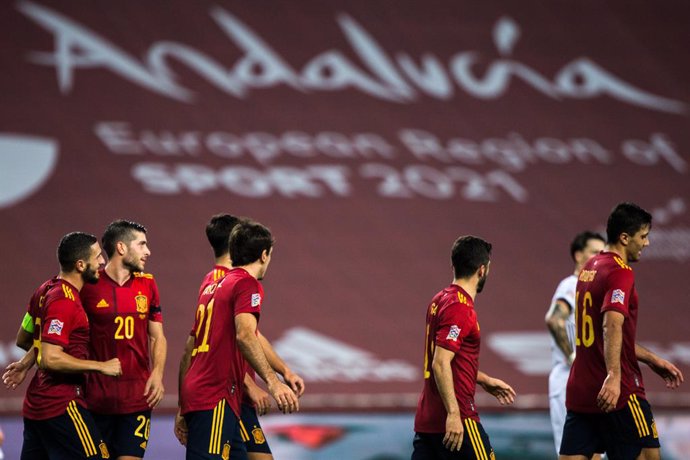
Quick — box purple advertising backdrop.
[1,1,689,413]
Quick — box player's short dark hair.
[102,219,147,258]
[57,232,98,272]
[451,236,492,279]
[570,231,605,261]
[606,203,652,244]
[206,214,242,258]
[229,221,274,267]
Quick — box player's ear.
[619,232,630,246]
[260,249,268,263]
[74,259,86,274]
[116,240,127,255]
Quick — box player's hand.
[144,370,165,408]
[443,412,464,451]
[647,357,684,390]
[283,370,306,397]
[479,377,516,405]
[597,371,621,412]
[174,410,188,446]
[3,360,30,390]
[267,380,299,414]
[246,381,271,416]
[100,358,122,377]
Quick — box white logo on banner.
[0,134,59,209]
[17,2,686,113]
[273,327,417,382]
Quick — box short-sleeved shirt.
[181,268,264,417]
[566,251,644,412]
[80,269,163,414]
[23,279,91,420]
[193,266,261,407]
[548,274,577,369]
[414,284,481,433]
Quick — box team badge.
[48,319,64,335]
[221,443,231,460]
[252,427,266,444]
[251,293,261,307]
[611,289,625,304]
[135,294,148,313]
[447,325,461,341]
[99,442,110,458]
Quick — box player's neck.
[58,271,84,291]
[215,255,232,270]
[605,244,628,264]
[104,261,132,286]
[237,261,263,280]
[452,278,477,300]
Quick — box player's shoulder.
[44,280,79,307]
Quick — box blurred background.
[1,1,689,458]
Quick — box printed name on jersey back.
[578,269,597,282]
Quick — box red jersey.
[566,251,645,412]
[80,270,163,414]
[23,279,90,420]
[26,277,57,322]
[181,268,263,417]
[193,266,258,406]
[415,284,481,433]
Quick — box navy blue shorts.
[92,410,152,458]
[21,401,110,460]
[412,418,495,460]
[560,395,660,459]
[184,399,248,460]
[240,403,271,454]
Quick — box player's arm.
[40,342,121,375]
[16,313,34,351]
[544,299,575,364]
[145,320,167,408]
[597,310,624,412]
[235,312,299,414]
[476,370,516,405]
[257,330,305,396]
[174,335,194,446]
[3,346,37,389]
[432,345,463,451]
[244,372,271,415]
[635,343,684,389]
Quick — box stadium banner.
[1,1,688,412]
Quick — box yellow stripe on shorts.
[239,420,250,442]
[464,419,488,460]
[66,401,96,456]
[209,400,225,454]
[628,395,649,437]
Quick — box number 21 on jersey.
[192,299,214,356]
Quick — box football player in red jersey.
[413,236,515,460]
[180,220,299,460]
[80,220,167,460]
[19,232,121,459]
[175,214,305,460]
[561,203,684,460]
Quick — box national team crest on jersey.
[47,319,64,335]
[135,294,148,313]
[252,427,266,444]
[221,443,231,460]
[251,293,261,307]
[611,289,625,304]
[447,325,461,341]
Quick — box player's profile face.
[123,231,150,272]
[82,243,104,284]
[626,224,651,263]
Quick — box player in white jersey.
[545,231,605,456]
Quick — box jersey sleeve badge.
[251,293,261,307]
[446,325,461,341]
[611,289,625,304]
[48,319,64,335]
